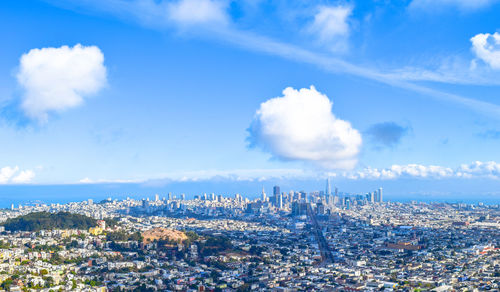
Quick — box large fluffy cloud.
[16,44,107,122]
[471,32,500,70]
[308,5,352,52]
[248,86,362,170]
[0,166,35,184]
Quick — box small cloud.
[0,166,19,184]
[471,32,500,70]
[307,5,352,52]
[12,170,35,184]
[168,0,229,27]
[0,166,35,184]
[79,178,93,184]
[247,86,362,170]
[16,44,107,122]
[365,122,409,148]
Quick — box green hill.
[1,211,97,231]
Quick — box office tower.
[273,186,280,197]
[289,191,294,203]
[279,192,283,209]
[261,187,267,202]
[155,194,159,202]
[168,192,172,201]
[181,193,186,201]
[272,186,280,207]
[326,177,332,196]
[378,187,383,202]
[370,192,375,203]
[211,193,216,201]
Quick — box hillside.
[142,227,188,244]
[1,212,97,231]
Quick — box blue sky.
[1,0,500,202]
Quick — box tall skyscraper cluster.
[250,179,384,215]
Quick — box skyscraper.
[273,186,280,207]
[378,187,383,202]
[326,177,332,196]
[261,187,267,202]
[273,186,280,197]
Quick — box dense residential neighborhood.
[0,186,498,291]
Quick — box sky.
[1,0,500,204]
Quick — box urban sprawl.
[0,180,499,291]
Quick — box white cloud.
[308,5,352,51]
[0,166,19,184]
[16,44,107,122]
[457,161,500,178]
[471,32,500,70]
[248,86,362,170]
[168,0,228,26]
[0,166,35,184]
[343,161,500,180]
[346,164,454,180]
[79,177,93,184]
[12,170,36,184]
[410,0,499,11]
